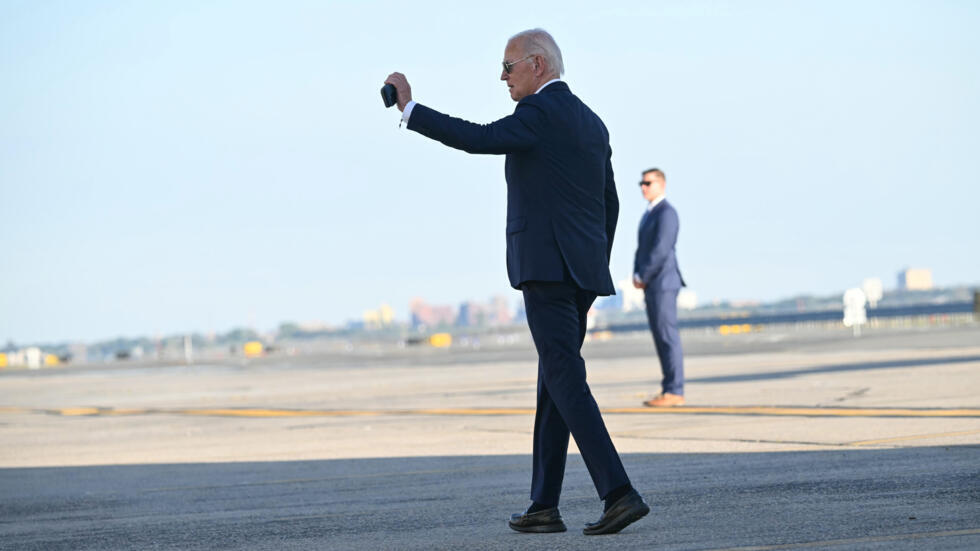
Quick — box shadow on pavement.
[688,355,980,385]
[1,446,978,550]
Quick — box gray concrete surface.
[1,448,977,550]
[1,324,978,549]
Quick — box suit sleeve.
[603,148,618,262]
[640,207,679,284]
[407,100,544,155]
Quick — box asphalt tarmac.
[1,324,978,550]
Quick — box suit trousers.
[522,281,629,506]
[644,288,685,395]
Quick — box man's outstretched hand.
[384,72,413,112]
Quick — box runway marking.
[705,527,980,550]
[849,429,980,447]
[178,408,386,417]
[58,407,105,416]
[2,405,980,418]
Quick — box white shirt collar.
[535,78,561,95]
[647,195,666,211]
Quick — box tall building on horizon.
[897,268,933,291]
[617,276,644,312]
[456,295,514,327]
[362,304,394,329]
[409,298,456,329]
[488,295,513,326]
[455,301,486,327]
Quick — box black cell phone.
[381,84,398,108]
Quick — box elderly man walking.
[385,29,648,535]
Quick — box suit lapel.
[639,208,651,232]
[639,201,664,232]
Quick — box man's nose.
[500,69,508,81]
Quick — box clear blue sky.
[2,1,978,344]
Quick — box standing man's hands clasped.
[384,72,413,112]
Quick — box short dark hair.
[641,167,666,182]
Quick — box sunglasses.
[502,54,535,74]
[639,181,654,187]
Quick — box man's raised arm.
[385,72,542,155]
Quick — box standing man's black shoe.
[508,507,567,533]
[583,489,650,535]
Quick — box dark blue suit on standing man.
[406,80,632,508]
[634,198,686,397]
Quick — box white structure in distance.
[618,277,645,312]
[677,289,698,310]
[617,277,697,312]
[862,278,883,308]
[843,287,868,336]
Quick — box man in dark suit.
[385,28,648,535]
[632,168,687,407]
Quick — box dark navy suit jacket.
[634,200,685,291]
[407,81,619,296]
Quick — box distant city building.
[297,321,332,332]
[3,347,59,369]
[457,295,515,327]
[513,300,527,323]
[12,347,42,369]
[677,289,698,310]
[897,268,933,291]
[409,298,456,328]
[456,301,486,327]
[363,303,394,329]
[68,343,88,364]
[363,310,378,327]
[488,295,514,326]
[613,277,695,311]
[617,277,644,312]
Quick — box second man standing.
[633,168,687,407]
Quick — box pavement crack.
[828,387,871,404]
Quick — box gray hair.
[509,28,564,77]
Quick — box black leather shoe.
[583,489,650,535]
[508,507,567,533]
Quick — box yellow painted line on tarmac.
[57,407,103,416]
[55,407,149,416]
[176,408,386,418]
[172,408,536,417]
[3,405,980,418]
[410,408,536,416]
[705,527,980,550]
[849,429,980,447]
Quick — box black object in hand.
[381,84,398,108]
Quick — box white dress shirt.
[646,194,666,212]
[400,79,563,126]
